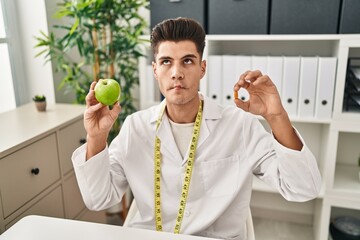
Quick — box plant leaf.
[70,17,80,35]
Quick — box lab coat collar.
[150,93,222,164]
[149,93,222,123]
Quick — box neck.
[166,97,200,124]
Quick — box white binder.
[251,56,268,74]
[267,56,283,97]
[222,55,237,106]
[314,57,337,119]
[236,56,252,101]
[282,57,301,117]
[298,57,318,118]
[208,55,223,105]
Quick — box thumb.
[234,99,249,112]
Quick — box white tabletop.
[0,215,219,240]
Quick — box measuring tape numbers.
[154,100,203,233]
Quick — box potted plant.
[34,0,148,221]
[34,0,149,141]
[32,95,47,112]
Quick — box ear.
[152,61,158,80]
[200,60,206,78]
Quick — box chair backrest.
[247,207,256,240]
[124,201,255,239]
[123,200,137,227]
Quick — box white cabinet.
[0,103,106,234]
[58,118,87,176]
[139,34,360,240]
[0,133,60,218]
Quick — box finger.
[86,91,98,108]
[110,102,122,118]
[234,79,251,91]
[90,81,97,90]
[244,70,263,82]
[86,83,99,107]
[87,102,105,114]
[252,75,269,86]
[234,98,249,112]
[234,70,251,91]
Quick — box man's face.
[152,40,206,106]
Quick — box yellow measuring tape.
[154,100,203,234]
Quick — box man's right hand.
[84,81,121,160]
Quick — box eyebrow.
[157,54,198,61]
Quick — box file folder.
[251,56,268,74]
[282,57,301,117]
[314,57,337,119]
[267,56,283,97]
[236,56,252,101]
[208,55,223,105]
[298,57,318,118]
[222,55,237,106]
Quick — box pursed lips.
[169,85,186,90]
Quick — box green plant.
[32,95,46,102]
[35,0,149,142]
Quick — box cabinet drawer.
[63,174,85,219]
[270,0,341,34]
[0,133,60,218]
[58,119,86,175]
[339,0,360,33]
[150,0,205,31]
[5,186,64,230]
[208,0,269,34]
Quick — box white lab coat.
[72,93,321,240]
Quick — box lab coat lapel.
[197,95,222,149]
[181,95,221,165]
[156,114,183,162]
[196,117,210,150]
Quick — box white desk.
[0,215,219,240]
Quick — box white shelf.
[253,176,326,199]
[331,120,360,133]
[257,115,332,124]
[333,164,360,198]
[253,217,314,240]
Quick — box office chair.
[123,201,256,240]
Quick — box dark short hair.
[151,17,206,60]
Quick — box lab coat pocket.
[200,155,239,197]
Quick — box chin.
[165,95,187,105]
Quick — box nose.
[171,64,184,80]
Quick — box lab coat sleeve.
[71,119,130,211]
[246,117,322,202]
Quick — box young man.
[72,18,321,240]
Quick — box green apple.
[94,79,121,106]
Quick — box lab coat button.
[184,210,190,217]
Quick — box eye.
[184,58,193,64]
[161,59,170,65]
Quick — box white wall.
[11,1,149,106]
[15,0,55,104]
